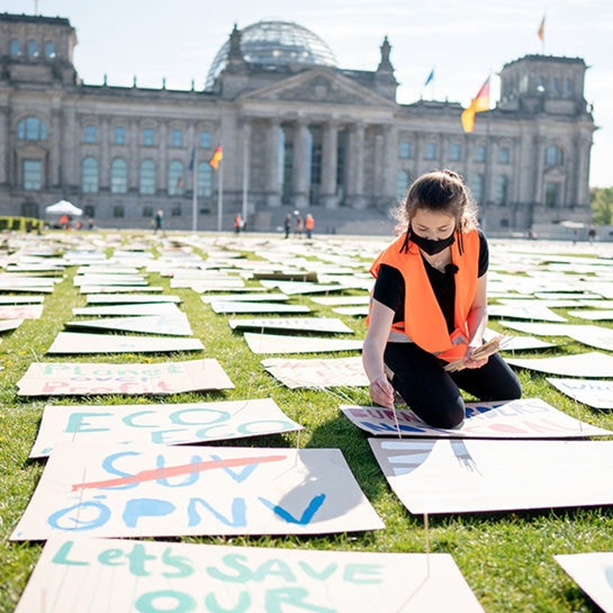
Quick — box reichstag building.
[0,13,596,233]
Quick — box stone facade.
[0,13,596,233]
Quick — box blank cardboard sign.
[13,538,484,613]
[546,378,613,409]
[506,351,613,378]
[244,332,363,354]
[46,332,203,354]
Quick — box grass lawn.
[1,230,612,612]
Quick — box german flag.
[461,77,490,133]
[209,145,223,170]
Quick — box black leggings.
[384,341,522,429]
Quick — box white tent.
[45,200,83,216]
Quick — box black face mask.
[410,230,456,255]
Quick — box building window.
[168,160,185,196]
[544,182,559,208]
[18,117,47,141]
[494,175,509,206]
[142,128,155,146]
[139,159,156,195]
[113,204,125,218]
[113,126,126,145]
[545,145,564,166]
[110,158,128,194]
[200,131,212,148]
[171,129,183,148]
[143,206,154,218]
[396,170,409,202]
[27,40,39,58]
[83,125,97,144]
[449,143,462,162]
[44,41,56,58]
[424,142,437,161]
[84,205,95,219]
[474,145,486,163]
[499,146,510,164]
[23,160,42,190]
[171,205,182,217]
[470,174,484,203]
[399,141,412,159]
[9,39,22,56]
[197,162,213,197]
[81,157,99,193]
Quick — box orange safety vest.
[368,229,480,362]
[305,216,314,230]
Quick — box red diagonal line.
[71,454,287,491]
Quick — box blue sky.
[4,0,612,187]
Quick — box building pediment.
[240,68,395,109]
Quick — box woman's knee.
[411,395,465,429]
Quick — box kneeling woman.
[363,169,521,428]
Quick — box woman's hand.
[369,374,395,408]
[462,345,488,369]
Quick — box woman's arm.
[463,273,489,368]
[362,298,396,407]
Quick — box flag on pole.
[461,77,490,133]
[537,15,545,42]
[209,145,223,170]
[424,68,435,87]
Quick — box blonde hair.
[394,169,479,234]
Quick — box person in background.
[362,169,521,429]
[284,214,292,239]
[294,211,303,237]
[305,213,315,239]
[154,209,164,234]
[234,213,243,234]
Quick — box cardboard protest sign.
[333,306,369,316]
[17,358,234,396]
[211,301,310,314]
[341,397,611,438]
[369,438,613,514]
[73,274,147,286]
[229,317,353,334]
[244,332,363,355]
[498,321,586,337]
[200,292,289,303]
[64,313,193,336]
[259,280,345,295]
[483,328,555,351]
[547,378,613,409]
[555,552,613,613]
[47,332,203,354]
[72,302,181,317]
[0,318,24,332]
[0,295,44,304]
[262,356,368,389]
[506,351,613,377]
[310,295,370,306]
[565,326,613,351]
[0,304,43,319]
[86,293,181,304]
[79,285,164,294]
[487,304,567,322]
[30,398,303,457]
[11,445,384,540]
[13,538,484,613]
[567,309,613,321]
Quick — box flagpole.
[216,160,223,232]
[483,71,493,233]
[191,148,198,232]
[242,127,249,227]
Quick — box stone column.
[50,109,62,187]
[266,118,281,207]
[348,121,366,209]
[100,116,110,189]
[0,106,8,185]
[158,121,167,193]
[241,120,252,217]
[574,132,592,206]
[128,119,139,191]
[321,120,339,209]
[381,123,398,206]
[292,119,309,209]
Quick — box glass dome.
[205,20,337,90]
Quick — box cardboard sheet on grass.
[13,538,484,613]
[244,332,363,355]
[86,293,181,304]
[72,302,182,317]
[369,438,613,514]
[0,295,44,304]
[263,356,368,389]
[11,444,384,540]
[0,304,43,319]
[341,397,611,438]
[79,285,163,294]
[229,316,353,334]
[506,351,613,378]
[487,304,567,322]
[16,358,233,396]
[0,318,24,332]
[47,332,203,354]
[211,301,310,314]
[30,398,304,457]
[64,312,193,336]
[200,292,289,303]
[547,378,613,409]
[482,328,555,351]
[555,552,613,613]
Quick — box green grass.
[1,230,612,612]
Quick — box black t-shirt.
[372,230,489,333]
